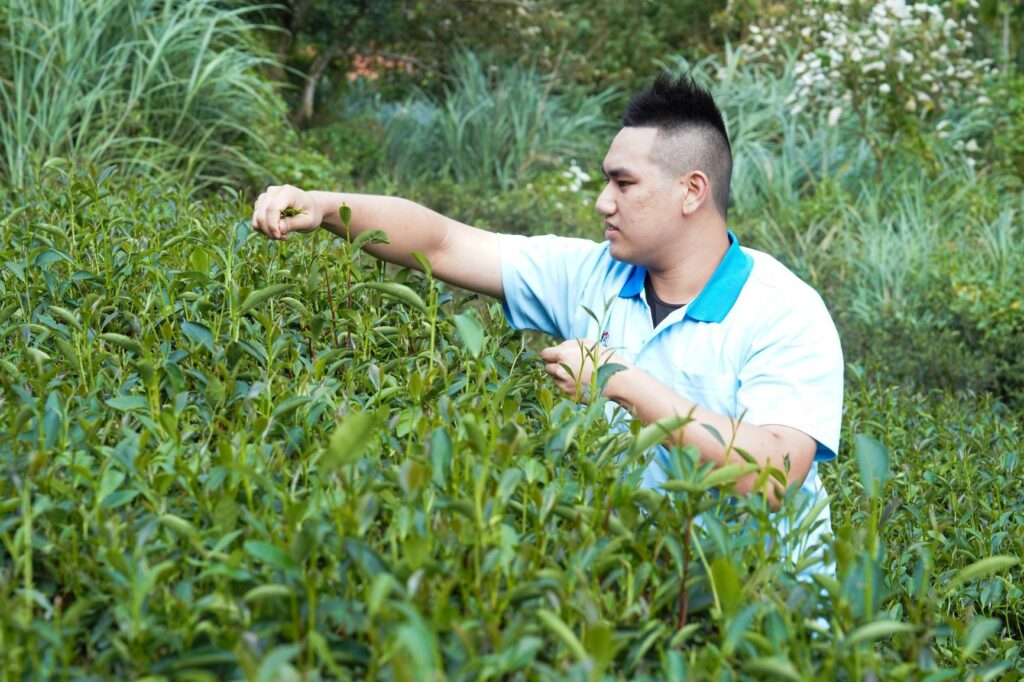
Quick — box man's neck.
[645,227,730,305]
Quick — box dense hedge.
[0,170,1020,679]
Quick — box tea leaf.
[631,415,689,454]
[244,541,299,574]
[743,656,802,682]
[960,617,1001,659]
[99,332,144,356]
[350,282,427,314]
[239,283,295,315]
[948,555,1019,589]
[180,321,215,352]
[536,609,588,663]
[244,584,294,602]
[701,463,759,490]
[351,229,390,251]
[855,433,889,500]
[453,311,484,357]
[842,620,914,648]
[106,396,148,411]
[326,411,377,468]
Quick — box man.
[251,73,843,569]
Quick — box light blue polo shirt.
[498,230,844,572]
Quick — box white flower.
[827,106,843,127]
[978,95,992,106]
[879,83,892,94]
[905,98,917,112]
[965,139,979,152]
[897,49,914,64]
[850,47,863,62]
[862,60,886,73]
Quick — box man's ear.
[680,170,711,217]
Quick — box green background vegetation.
[1,0,1022,679]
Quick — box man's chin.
[607,241,638,265]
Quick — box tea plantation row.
[0,170,1021,679]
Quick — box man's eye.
[617,181,631,188]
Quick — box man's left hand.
[539,339,628,402]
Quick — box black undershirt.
[645,274,686,328]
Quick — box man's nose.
[594,183,615,215]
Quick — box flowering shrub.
[740,0,995,166]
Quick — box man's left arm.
[540,340,815,508]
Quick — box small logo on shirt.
[600,330,610,347]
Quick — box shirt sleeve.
[497,233,606,339]
[736,294,844,461]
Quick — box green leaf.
[855,433,889,500]
[453,311,484,357]
[106,396,148,411]
[244,541,299,574]
[536,608,588,663]
[255,644,303,682]
[239,284,295,315]
[272,395,309,420]
[100,489,139,509]
[710,556,742,615]
[949,555,1020,589]
[410,250,433,278]
[351,282,427,315]
[701,463,759,490]
[630,415,689,454]
[180,321,214,352]
[961,617,1001,659]
[430,428,452,488]
[159,514,199,542]
[100,332,144,356]
[34,247,74,268]
[47,305,81,331]
[701,422,726,446]
[243,584,294,603]
[325,412,377,468]
[743,656,802,682]
[595,362,626,391]
[842,620,914,648]
[350,228,390,251]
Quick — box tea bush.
[1,167,1020,679]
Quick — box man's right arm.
[251,185,503,300]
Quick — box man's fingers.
[264,199,282,239]
[252,193,267,229]
[539,346,559,362]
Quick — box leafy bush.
[0,0,284,190]
[1,168,1020,679]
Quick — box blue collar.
[617,230,754,323]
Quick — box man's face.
[595,126,685,266]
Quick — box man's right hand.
[251,184,324,241]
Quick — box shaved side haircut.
[623,73,733,219]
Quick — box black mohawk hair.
[622,72,730,151]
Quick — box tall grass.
[382,53,617,191]
[0,0,284,190]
